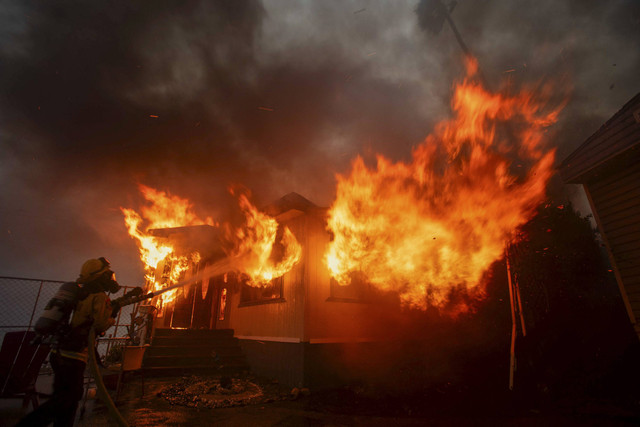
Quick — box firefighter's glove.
[111,302,121,318]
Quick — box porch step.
[153,328,234,338]
[145,345,243,358]
[150,336,240,347]
[143,328,249,377]
[143,354,243,368]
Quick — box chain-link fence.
[0,276,137,359]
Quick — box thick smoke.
[1,0,639,282]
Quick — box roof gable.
[262,192,319,217]
[560,92,640,183]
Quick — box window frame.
[238,275,286,307]
[327,271,371,303]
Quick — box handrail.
[0,276,65,283]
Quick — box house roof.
[149,224,226,260]
[559,92,640,183]
[144,193,323,260]
[149,224,218,238]
[262,192,320,217]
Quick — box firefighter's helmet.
[78,257,112,284]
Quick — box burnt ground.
[3,370,640,426]
[84,374,640,426]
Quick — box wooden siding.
[585,160,640,335]
[226,212,307,341]
[304,211,402,343]
[215,201,389,344]
[306,212,370,342]
[560,92,640,183]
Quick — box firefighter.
[17,257,120,427]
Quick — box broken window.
[328,271,370,302]
[239,275,284,306]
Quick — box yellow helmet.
[78,257,112,284]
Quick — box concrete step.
[144,354,246,368]
[142,328,250,377]
[150,336,240,347]
[153,328,234,338]
[145,345,243,358]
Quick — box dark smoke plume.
[1,0,639,282]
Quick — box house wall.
[304,211,404,344]
[560,92,640,341]
[226,212,307,342]
[584,158,640,338]
[218,212,307,387]
[238,340,305,387]
[225,208,407,387]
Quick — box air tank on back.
[34,282,80,338]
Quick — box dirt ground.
[3,373,640,427]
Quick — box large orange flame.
[122,185,303,307]
[229,192,302,287]
[325,58,564,311]
[121,185,214,305]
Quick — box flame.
[229,192,302,287]
[122,185,303,308]
[325,58,564,311]
[137,185,215,229]
[121,184,214,306]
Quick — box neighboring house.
[559,92,640,340]
[148,192,404,388]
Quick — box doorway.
[167,279,214,329]
[210,274,231,330]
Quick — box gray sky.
[1,0,639,285]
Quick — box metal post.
[506,250,517,391]
[189,282,198,329]
[442,6,491,88]
[443,9,470,56]
[26,281,45,332]
[169,293,176,328]
[514,273,527,337]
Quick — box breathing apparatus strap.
[87,328,129,427]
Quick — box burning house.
[147,225,223,330]
[140,192,414,388]
[120,60,566,389]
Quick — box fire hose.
[86,288,158,426]
[85,283,188,425]
[110,287,155,315]
[109,279,190,314]
[88,327,129,427]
